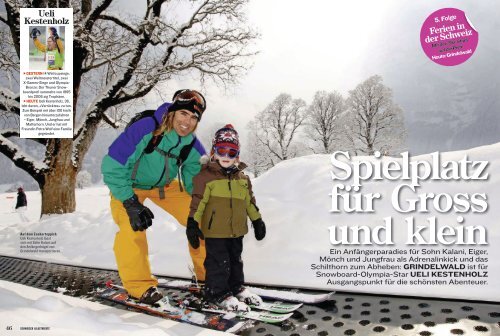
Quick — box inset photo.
[29,25,65,70]
[28,25,46,70]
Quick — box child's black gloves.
[187,217,204,249]
[122,194,154,231]
[252,218,266,241]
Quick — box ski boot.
[235,287,263,306]
[137,286,176,311]
[217,295,250,312]
[135,286,164,305]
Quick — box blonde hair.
[153,110,198,136]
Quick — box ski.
[159,280,302,313]
[202,307,292,323]
[181,297,293,323]
[246,285,335,304]
[98,281,294,327]
[249,301,302,314]
[158,278,335,304]
[96,286,249,333]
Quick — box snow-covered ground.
[0,143,499,303]
[0,280,227,336]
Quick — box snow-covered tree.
[76,170,92,189]
[0,0,258,214]
[197,121,228,156]
[253,93,306,166]
[345,75,406,155]
[242,120,270,177]
[305,90,346,154]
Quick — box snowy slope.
[0,281,228,336]
[246,143,500,301]
[0,187,191,272]
[0,143,499,301]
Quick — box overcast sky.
[184,0,404,142]
[156,0,499,154]
[3,0,497,154]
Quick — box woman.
[101,90,207,304]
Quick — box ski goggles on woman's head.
[171,89,206,119]
[214,146,239,159]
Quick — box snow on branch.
[73,0,257,165]
[1,129,18,138]
[72,3,170,166]
[81,0,257,112]
[1,128,48,146]
[0,87,20,116]
[80,0,114,34]
[0,131,48,178]
[3,0,20,16]
[114,2,256,104]
[74,76,121,139]
[78,1,165,123]
[0,87,18,101]
[98,14,141,35]
[3,0,21,57]
[1,128,47,147]
[101,111,119,128]
[0,12,7,25]
[0,47,19,73]
[81,49,134,73]
[111,2,207,100]
[73,35,152,164]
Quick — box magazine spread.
[0,1,499,335]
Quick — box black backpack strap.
[144,135,162,154]
[176,136,198,192]
[178,136,197,165]
[154,147,180,199]
[131,151,145,182]
[128,112,162,183]
[126,109,159,129]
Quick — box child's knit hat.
[212,124,240,150]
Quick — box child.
[186,124,266,311]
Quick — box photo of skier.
[101,89,207,305]
[30,26,65,70]
[187,124,266,311]
[28,25,45,70]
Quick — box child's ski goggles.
[214,146,239,158]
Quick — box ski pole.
[188,264,199,287]
[105,280,125,289]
